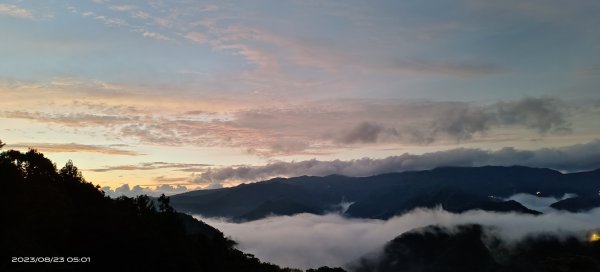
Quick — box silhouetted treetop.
[158,194,175,213]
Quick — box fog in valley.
[196,195,600,270]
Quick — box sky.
[1,0,600,195]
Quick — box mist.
[195,206,600,270]
[506,193,577,213]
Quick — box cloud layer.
[506,193,577,213]
[7,142,141,156]
[195,139,600,184]
[0,96,585,157]
[101,184,189,198]
[336,97,569,144]
[197,207,600,270]
[88,161,211,173]
[0,4,33,19]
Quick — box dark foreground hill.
[0,149,298,272]
[171,166,600,221]
[351,224,600,272]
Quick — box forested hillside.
[0,146,297,272]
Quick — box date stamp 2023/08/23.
[11,257,91,263]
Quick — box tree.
[158,194,174,213]
[0,139,4,149]
[2,148,296,272]
[134,195,155,213]
[59,160,85,183]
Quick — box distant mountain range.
[171,166,600,221]
[6,146,600,271]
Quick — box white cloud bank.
[195,139,600,184]
[101,184,189,198]
[196,207,600,270]
[506,193,577,213]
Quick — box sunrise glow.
[2,1,600,197]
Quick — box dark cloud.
[194,140,600,184]
[385,59,505,78]
[339,97,571,144]
[431,105,494,141]
[340,121,387,144]
[496,97,569,133]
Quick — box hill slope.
[351,224,600,272]
[0,149,295,272]
[551,196,600,212]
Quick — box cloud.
[213,25,504,77]
[340,122,387,144]
[199,5,219,12]
[7,143,141,156]
[131,10,150,19]
[88,162,212,172]
[153,176,190,183]
[0,95,587,157]
[195,139,600,184]
[337,97,570,144]
[229,97,573,149]
[496,97,570,133]
[382,59,505,78]
[185,31,208,44]
[0,4,33,19]
[66,1,508,83]
[0,100,269,150]
[218,43,280,71]
[197,207,600,270]
[142,31,169,41]
[215,25,338,72]
[1,110,135,127]
[110,5,136,11]
[431,104,497,141]
[94,15,128,27]
[506,193,577,213]
[102,184,190,198]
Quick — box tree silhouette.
[59,159,84,183]
[158,194,175,213]
[1,147,299,272]
[0,139,4,149]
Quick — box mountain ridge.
[172,165,600,221]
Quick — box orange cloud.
[88,162,212,172]
[7,143,141,156]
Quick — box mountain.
[352,225,499,272]
[351,224,600,272]
[1,149,297,272]
[237,199,320,221]
[551,196,600,212]
[171,166,600,220]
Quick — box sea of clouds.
[195,194,600,270]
